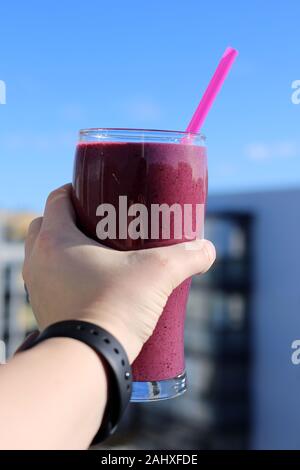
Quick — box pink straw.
[186,47,238,134]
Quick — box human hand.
[23,184,215,363]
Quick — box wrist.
[19,320,133,445]
[77,315,142,364]
[18,336,108,447]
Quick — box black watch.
[18,320,132,444]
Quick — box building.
[0,211,36,357]
[208,187,300,450]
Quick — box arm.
[0,338,106,450]
[0,184,215,449]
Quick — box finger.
[24,217,43,259]
[41,183,77,233]
[155,239,216,288]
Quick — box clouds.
[120,94,164,124]
[245,141,299,161]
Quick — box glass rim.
[79,127,206,141]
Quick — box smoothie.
[72,138,207,383]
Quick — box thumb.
[156,239,216,288]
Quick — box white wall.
[208,188,300,450]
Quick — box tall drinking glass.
[72,128,207,401]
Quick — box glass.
[72,128,207,401]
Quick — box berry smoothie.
[72,138,207,383]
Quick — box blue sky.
[0,0,300,211]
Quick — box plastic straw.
[186,47,238,134]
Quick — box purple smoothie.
[72,140,207,382]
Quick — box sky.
[0,0,300,211]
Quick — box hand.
[23,184,216,363]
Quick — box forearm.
[0,338,107,449]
